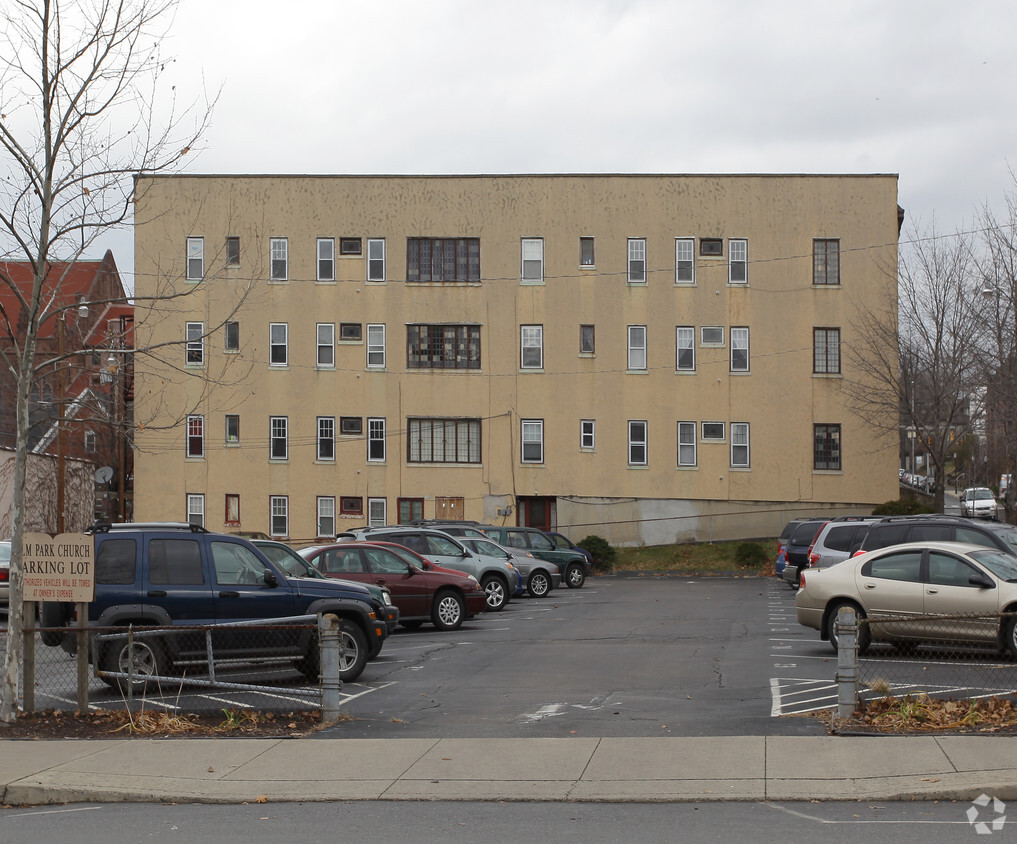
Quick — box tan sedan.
[794,541,1017,655]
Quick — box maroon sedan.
[299,542,487,631]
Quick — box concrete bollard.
[319,613,343,721]
[835,606,859,719]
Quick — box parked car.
[774,518,810,578]
[0,539,9,609]
[457,535,561,597]
[806,517,879,571]
[545,532,595,567]
[39,522,390,688]
[298,542,487,631]
[795,541,1017,656]
[960,487,999,520]
[850,515,1017,557]
[336,526,520,611]
[447,524,591,589]
[780,519,828,589]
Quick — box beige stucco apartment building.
[132,174,901,545]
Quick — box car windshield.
[468,538,509,559]
[970,489,995,500]
[971,549,1017,582]
[257,543,323,578]
[985,526,1017,555]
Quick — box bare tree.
[0,0,216,720]
[845,222,984,514]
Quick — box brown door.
[518,496,555,530]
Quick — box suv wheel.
[432,589,466,631]
[298,619,369,683]
[100,634,166,692]
[527,571,551,598]
[481,575,508,611]
[564,563,585,589]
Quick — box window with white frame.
[628,238,646,283]
[225,414,240,444]
[813,239,840,285]
[521,419,544,463]
[367,238,386,281]
[628,420,647,465]
[368,497,387,527]
[317,323,335,367]
[317,496,336,537]
[521,238,544,283]
[270,416,288,460]
[701,326,724,346]
[729,238,747,283]
[702,421,725,440]
[520,325,543,369]
[677,421,697,466]
[226,236,240,267]
[731,422,750,467]
[187,493,205,527]
[186,237,204,281]
[318,416,335,461]
[270,237,288,280]
[730,327,749,372]
[676,326,695,371]
[84,430,96,453]
[186,322,204,365]
[224,321,240,352]
[368,417,385,461]
[186,415,204,458]
[367,324,385,368]
[580,237,595,267]
[269,323,288,366]
[270,496,288,537]
[627,325,647,370]
[407,418,481,463]
[675,238,694,283]
[580,419,595,450]
[580,324,595,355]
[814,327,841,373]
[317,237,335,281]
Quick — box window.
[700,238,723,256]
[225,414,240,444]
[186,321,204,365]
[730,327,749,372]
[676,326,695,371]
[225,493,240,526]
[627,325,647,370]
[270,496,288,537]
[863,550,923,583]
[406,324,481,369]
[318,416,335,460]
[580,324,595,355]
[521,419,544,463]
[226,236,240,267]
[814,239,840,285]
[341,496,363,516]
[406,237,480,282]
[729,239,747,283]
[224,321,239,352]
[186,237,204,281]
[367,238,386,281]
[627,238,646,283]
[186,415,204,458]
[678,421,697,466]
[340,323,362,341]
[628,420,647,465]
[731,422,750,467]
[340,237,362,255]
[580,419,595,450]
[398,498,424,524]
[814,424,841,470]
[675,238,694,283]
[317,238,335,281]
[317,497,336,537]
[408,418,481,463]
[520,325,543,369]
[702,422,725,440]
[187,494,205,528]
[368,417,385,461]
[814,327,841,373]
[340,416,363,435]
[367,324,385,368]
[151,538,205,584]
[270,416,288,460]
[368,498,387,527]
[521,238,544,283]
[270,237,288,281]
[317,323,335,367]
[580,237,595,267]
[701,326,724,346]
[269,323,288,366]
[84,430,96,453]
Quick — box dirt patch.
[794,695,1017,735]
[0,708,332,739]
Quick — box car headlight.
[467,574,479,584]
[381,589,393,606]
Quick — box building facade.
[132,174,901,545]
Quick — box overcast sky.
[95,0,1017,284]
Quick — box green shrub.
[577,535,616,569]
[734,541,769,568]
[872,498,933,516]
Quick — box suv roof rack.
[87,521,210,534]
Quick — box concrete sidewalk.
[3,735,1017,806]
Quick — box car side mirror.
[264,571,279,588]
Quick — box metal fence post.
[319,613,343,721]
[835,606,859,719]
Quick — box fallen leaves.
[854,694,1017,732]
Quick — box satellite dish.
[94,466,114,484]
